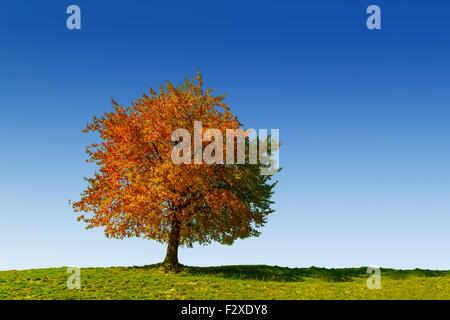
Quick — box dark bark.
[162,219,181,271]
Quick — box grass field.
[0,265,449,300]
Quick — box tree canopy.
[72,71,279,270]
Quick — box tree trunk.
[163,219,181,271]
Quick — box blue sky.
[1,0,449,270]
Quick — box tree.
[72,71,279,271]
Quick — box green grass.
[1,264,449,300]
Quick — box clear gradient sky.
[1,0,449,270]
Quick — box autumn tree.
[72,72,279,271]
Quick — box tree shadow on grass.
[182,265,367,282]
